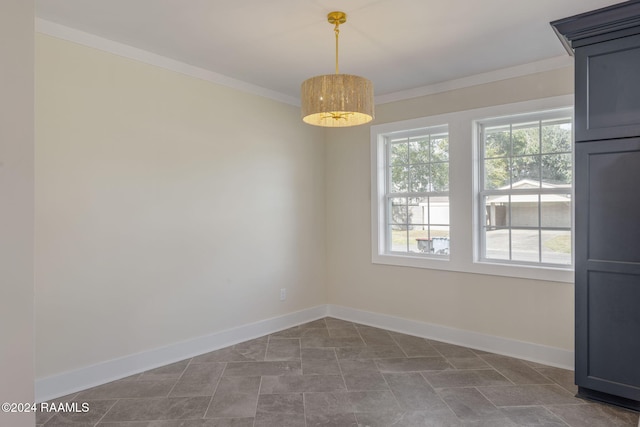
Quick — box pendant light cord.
[334,21,340,74]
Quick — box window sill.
[372,252,573,283]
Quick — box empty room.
[2,0,640,426]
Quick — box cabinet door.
[575,139,640,404]
[575,34,640,142]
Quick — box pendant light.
[301,11,374,127]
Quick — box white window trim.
[371,94,574,283]
[382,125,450,259]
[476,108,574,267]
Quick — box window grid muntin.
[478,110,573,267]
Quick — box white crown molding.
[35,18,301,107]
[36,18,574,110]
[374,55,574,105]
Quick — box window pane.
[542,120,572,154]
[431,226,450,255]
[484,158,509,189]
[390,141,408,165]
[409,164,430,193]
[409,137,430,164]
[511,229,540,262]
[390,198,408,225]
[512,122,540,157]
[390,166,408,192]
[541,154,572,185]
[431,135,449,161]
[409,227,450,255]
[542,230,572,265]
[409,228,430,253]
[390,195,409,253]
[408,197,429,226]
[541,195,571,227]
[510,194,539,227]
[484,196,508,228]
[484,125,510,158]
[390,229,408,252]
[431,162,449,192]
[430,197,450,226]
[485,228,510,260]
[511,155,540,184]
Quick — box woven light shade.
[301,11,374,128]
[301,74,374,127]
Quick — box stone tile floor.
[37,317,639,426]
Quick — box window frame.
[476,109,574,267]
[384,125,450,258]
[371,95,574,283]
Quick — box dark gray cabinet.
[575,34,640,142]
[552,1,640,412]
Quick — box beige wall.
[34,30,577,384]
[326,67,576,351]
[0,1,35,425]
[35,35,326,378]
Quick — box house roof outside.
[487,179,571,204]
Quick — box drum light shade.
[301,74,374,127]
[301,12,374,127]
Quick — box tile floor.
[37,317,639,426]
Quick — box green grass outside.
[543,234,571,254]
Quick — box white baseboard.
[35,305,326,402]
[327,304,574,370]
[36,304,574,402]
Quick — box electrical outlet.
[280,288,286,301]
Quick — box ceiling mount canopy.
[301,11,374,128]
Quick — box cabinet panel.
[575,139,640,408]
[575,34,640,142]
[586,270,640,394]
[587,147,640,262]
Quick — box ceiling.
[35,0,623,105]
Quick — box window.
[477,109,573,267]
[386,126,450,256]
[372,95,574,282]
